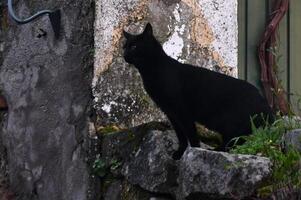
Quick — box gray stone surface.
[0,1,95,199]
[104,180,122,200]
[283,129,301,153]
[0,3,10,198]
[177,148,272,200]
[101,121,173,176]
[103,180,158,200]
[122,130,179,194]
[0,112,13,200]
[118,125,272,200]
[149,197,172,200]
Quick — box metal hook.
[7,0,61,39]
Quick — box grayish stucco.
[0,1,95,199]
[94,0,238,128]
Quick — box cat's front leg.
[186,121,200,148]
[168,116,188,160]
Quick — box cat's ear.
[123,30,132,39]
[143,23,153,36]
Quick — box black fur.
[123,23,274,160]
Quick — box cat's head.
[123,23,158,65]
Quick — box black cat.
[123,23,274,160]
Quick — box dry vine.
[258,0,290,114]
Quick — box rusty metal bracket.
[0,95,7,110]
[7,0,61,38]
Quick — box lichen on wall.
[94,0,238,127]
[93,0,148,85]
[188,0,238,75]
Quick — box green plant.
[92,157,123,178]
[92,157,107,178]
[230,115,301,196]
[110,159,122,171]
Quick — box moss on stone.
[101,175,116,193]
[137,121,171,132]
[97,124,123,135]
[120,180,151,200]
[195,122,223,148]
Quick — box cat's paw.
[172,150,184,160]
[190,143,200,148]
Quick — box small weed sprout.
[92,155,123,178]
[92,156,107,178]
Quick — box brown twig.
[258,0,290,115]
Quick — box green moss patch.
[97,124,123,135]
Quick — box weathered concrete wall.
[94,0,238,128]
[0,3,11,199]
[0,1,95,199]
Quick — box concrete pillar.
[94,0,238,127]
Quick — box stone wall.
[0,2,10,199]
[93,0,238,128]
[0,0,238,199]
[0,1,96,199]
[99,122,272,200]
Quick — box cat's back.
[177,63,257,92]
[173,62,271,111]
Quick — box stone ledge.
[101,122,272,200]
